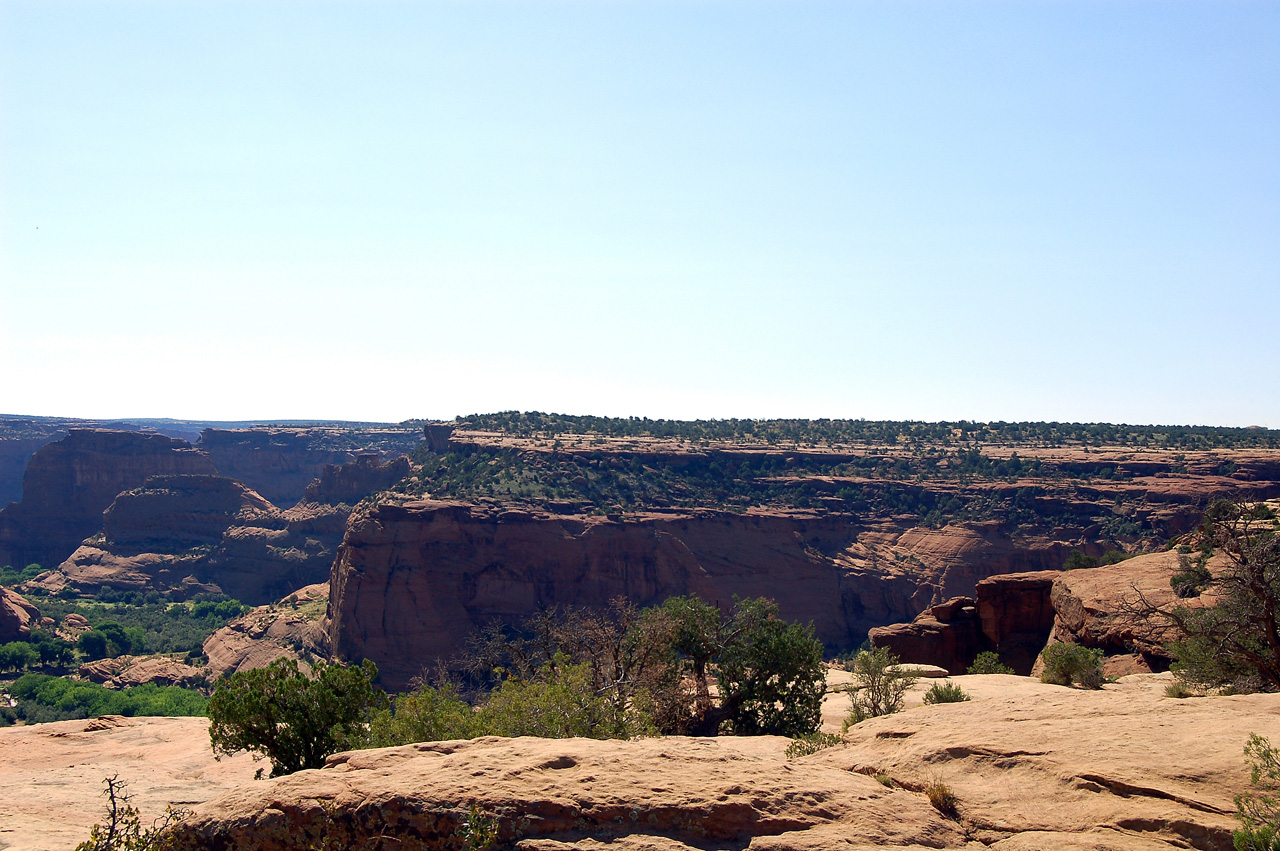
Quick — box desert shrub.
[1062,550,1098,571]
[784,731,842,758]
[844,647,917,727]
[207,658,387,777]
[1039,643,1104,689]
[924,776,959,819]
[922,681,970,704]
[1234,734,1280,851]
[479,658,655,739]
[75,775,188,851]
[369,682,477,747]
[468,595,825,738]
[966,651,1014,675]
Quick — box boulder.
[0,586,39,641]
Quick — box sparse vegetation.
[923,775,960,819]
[922,681,970,704]
[74,775,188,851]
[785,731,843,758]
[966,651,1014,675]
[1039,643,1104,689]
[843,647,917,727]
[373,596,826,745]
[1234,734,1280,851]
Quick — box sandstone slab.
[0,716,257,851]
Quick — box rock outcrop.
[169,735,967,851]
[203,583,330,679]
[0,430,218,571]
[327,500,1072,689]
[303,454,411,505]
[870,551,1226,675]
[48,483,348,605]
[0,586,39,641]
[197,428,419,508]
[0,716,257,851]
[77,654,208,689]
[158,675,1280,851]
[869,571,1060,675]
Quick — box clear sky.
[2,1,1276,426]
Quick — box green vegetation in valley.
[2,673,206,725]
[14,592,248,661]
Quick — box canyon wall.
[0,430,217,570]
[327,499,1068,689]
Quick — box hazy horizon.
[3,2,1276,427]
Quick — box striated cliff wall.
[0,430,217,570]
[327,499,1068,689]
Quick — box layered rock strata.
[0,430,217,571]
[327,499,1069,690]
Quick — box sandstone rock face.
[160,675,1280,851]
[168,735,967,851]
[103,475,279,548]
[870,570,1059,674]
[0,429,217,571]
[203,583,329,679]
[823,673,1278,850]
[327,501,1070,689]
[304,454,411,505]
[1047,550,1204,660]
[197,428,418,508]
[51,488,347,605]
[0,716,257,851]
[0,585,39,641]
[77,654,208,689]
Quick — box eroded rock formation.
[157,675,1277,851]
[0,430,217,571]
[49,481,348,605]
[0,585,39,641]
[327,500,1071,690]
[203,583,330,679]
[197,428,419,507]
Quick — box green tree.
[1153,501,1280,692]
[0,641,39,673]
[1235,734,1280,851]
[207,659,388,777]
[714,598,826,736]
[845,647,917,726]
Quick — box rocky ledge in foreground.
[168,675,1278,851]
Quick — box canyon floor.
[3,673,1275,851]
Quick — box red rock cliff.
[0,430,216,570]
[327,499,1067,689]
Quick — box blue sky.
[2,1,1276,425]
